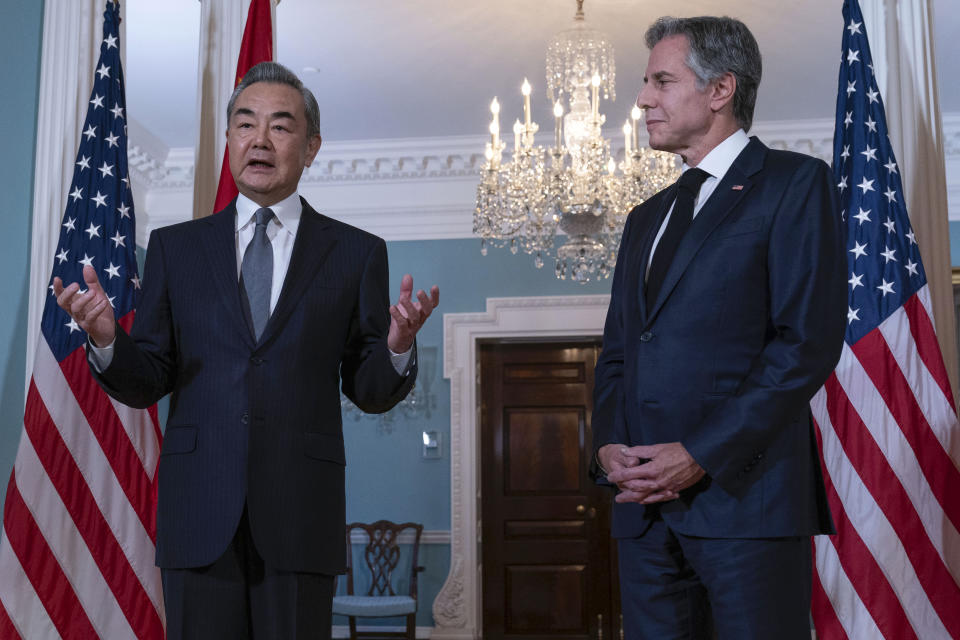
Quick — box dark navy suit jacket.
[91,198,414,574]
[593,138,846,539]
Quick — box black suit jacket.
[91,198,414,573]
[593,138,846,539]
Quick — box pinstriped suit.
[91,197,414,575]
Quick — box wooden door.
[480,341,620,640]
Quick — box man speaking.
[593,16,846,639]
[54,62,438,639]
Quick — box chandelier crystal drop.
[473,0,680,282]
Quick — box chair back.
[344,520,423,598]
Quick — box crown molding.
[129,122,842,190]
[127,113,960,244]
[127,118,195,190]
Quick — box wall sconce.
[340,345,438,435]
[422,431,442,459]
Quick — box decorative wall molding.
[127,113,960,247]
[302,135,488,184]
[348,529,450,545]
[127,120,195,191]
[332,625,432,639]
[433,295,610,640]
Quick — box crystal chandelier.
[340,383,435,435]
[339,346,438,435]
[473,0,680,282]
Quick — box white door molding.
[432,294,610,639]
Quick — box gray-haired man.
[592,16,845,639]
[55,61,440,639]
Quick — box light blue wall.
[342,238,611,626]
[950,221,960,266]
[345,239,610,530]
[0,1,44,516]
[0,6,613,626]
[1,0,955,631]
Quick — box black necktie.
[241,207,274,339]
[645,167,711,307]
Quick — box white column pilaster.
[191,0,250,219]
[864,0,957,402]
[26,0,103,390]
[191,0,278,220]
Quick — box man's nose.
[252,123,271,147]
[636,87,653,110]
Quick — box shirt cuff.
[87,337,116,373]
[388,345,414,376]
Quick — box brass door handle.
[597,613,603,640]
[576,504,586,514]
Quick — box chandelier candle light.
[473,0,680,282]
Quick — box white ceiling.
[125,0,960,149]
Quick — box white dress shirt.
[235,190,301,314]
[646,129,751,276]
[91,191,412,374]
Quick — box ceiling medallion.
[473,0,679,282]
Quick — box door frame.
[432,295,611,640]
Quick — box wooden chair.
[332,520,424,639]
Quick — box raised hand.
[387,274,439,353]
[53,264,117,348]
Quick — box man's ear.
[305,134,322,167]
[710,72,737,114]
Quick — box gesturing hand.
[387,274,439,353]
[52,264,117,348]
[606,442,705,505]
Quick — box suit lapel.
[646,138,767,321]
[258,198,338,346]
[202,203,257,349]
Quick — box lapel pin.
[732,185,744,190]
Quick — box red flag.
[811,0,960,637]
[212,0,273,213]
[0,3,164,637]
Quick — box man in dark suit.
[53,62,438,639]
[592,16,846,639]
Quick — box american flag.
[0,2,165,638]
[810,0,960,637]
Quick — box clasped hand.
[599,442,705,504]
[387,274,439,353]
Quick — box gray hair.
[645,16,762,132]
[226,61,321,138]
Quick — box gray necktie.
[241,207,274,339]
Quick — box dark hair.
[645,16,762,132]
[226,61,321,138]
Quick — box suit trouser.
[161,507,334,640]
[618,519,811,640]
